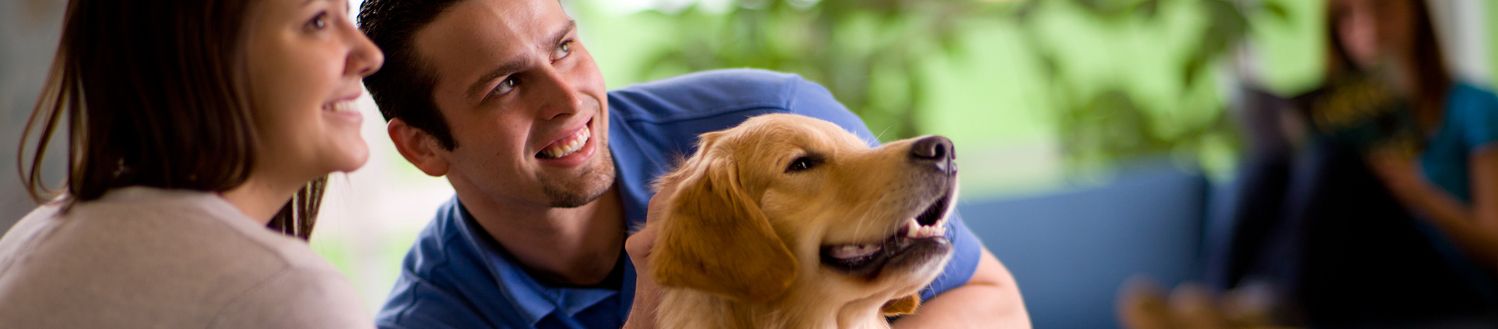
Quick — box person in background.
[0,0,383,327]
[1208,0,1498,326]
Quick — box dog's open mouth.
[819,192,954,278]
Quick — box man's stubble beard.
[540,145,616,208]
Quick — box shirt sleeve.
[375,273,493,329]
[375,206,514,329]
[783,75,983,300]
[1462,88,1498,150]
[211,266,374,329]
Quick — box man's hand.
[622,182,677,329]
[891,248,1031,328]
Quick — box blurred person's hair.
[17,0,325,239]
[358,0,468,150]
[1324,0,1452,111]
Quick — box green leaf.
[1133,0,1161,20]
[1180,51,1207,93]
[1261,0,1291,22]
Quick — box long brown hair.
[17,0,325,239]
[1324,0,1452,113]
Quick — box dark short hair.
[20,0,324,239]
[358,0,467,149]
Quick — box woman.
[0,0,382,327]
[1219,0,1498,325]
[1340,0,1498,273]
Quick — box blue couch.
[958,163,1233,329]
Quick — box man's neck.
[462,185,626,286]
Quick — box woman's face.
[1333,0,1415,71]
[244,0,383,182]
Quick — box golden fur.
[647,114,959,329]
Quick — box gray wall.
[2,0,66,231]
[1431,0,1492,85]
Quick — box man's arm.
[892,247,1031,328]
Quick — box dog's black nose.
[909,136,956,175]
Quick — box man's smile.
[536,122,590,159]
[534,118,598,167]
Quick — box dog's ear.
[880,294,922,316]
[651,142,798,303]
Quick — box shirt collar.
[451,200,554,326]
[452,198,631,326]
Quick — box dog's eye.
[785,156,821,173]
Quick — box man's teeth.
[539,127,590,159]
[904,219,946,239]
[829,244,882,260]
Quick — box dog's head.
[650,113,957,312]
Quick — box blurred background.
[4,0,1497,327]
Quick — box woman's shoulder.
[1445,82,1498,146]
[209,255,371,328]
[1444,82,1498,123]
[102,187,343,273]
[1448,82,1498,111]
[0,187,363,327]
[9,186,337,276]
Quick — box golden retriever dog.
[647,114,959,329]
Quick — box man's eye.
[305,12,329,31]
[491,77,518,97]
[553,40,574,61]
[785,156,820,173]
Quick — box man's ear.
[650,146,798,303]
[388,118,450,176]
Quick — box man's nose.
[536,69,587,121]
[909,135,956,175]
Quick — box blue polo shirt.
[375,69,983,329]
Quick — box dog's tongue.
[828,244,882,260]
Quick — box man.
[357,0,1030,327]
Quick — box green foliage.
[638,0,1291,171]
[1009,0,1290,172]
[636,0,996,140]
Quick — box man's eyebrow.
[467,59,526,100]
[465,20,579,101]
[546,20,578,53]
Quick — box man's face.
[414,0,613,208]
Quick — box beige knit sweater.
[0,187,372,328]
